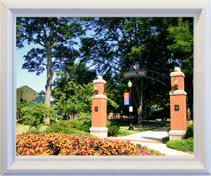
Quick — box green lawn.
[116,120,170,137]
[16,120,170,137]
[16,123,48,134]
[16,124,30,134]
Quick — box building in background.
[16,85,39,103]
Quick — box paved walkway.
[107,128,192,156]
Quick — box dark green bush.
[166,137,193,152]
[77,124,90,132]
[184,124,193,139]
[44,120,75,134]
[106,121,120,136]
[44,112,120,137]
[23,127,43,135]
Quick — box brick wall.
[170,68,187,131]
[170,94,186,130]
[92,98,107,127]
[91,76,107,128]
[171,76,184,90]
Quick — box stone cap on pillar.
[92,94,107,99]
[93,75,106,84]
[169,90,187,95]
[170,67,185,77]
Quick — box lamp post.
[128,80,133,130]
[20,90,23,102]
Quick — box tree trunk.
[45,44,53,108]
[137,77,143,126]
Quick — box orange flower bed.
[16,133,163,156]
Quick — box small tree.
[53,81,93,116]
[16,100,31,120]
[21,102,58,128]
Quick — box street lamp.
[128,80,133,130]
[20,90,23,102]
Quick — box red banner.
[124,92,129,99]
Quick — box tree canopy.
[17,17,193,123]
[16,17,84,107]
[79,17,193,123]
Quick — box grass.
[16,123,94,137]
[16,124,30,134]
[166,137,193,152]
[16,119,170,138]
[16,123,52,135]
[116,120,170,137]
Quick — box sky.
[16,43,48,94]
[16,26,93,94]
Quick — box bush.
[16,133,163,156]
[21,102,59,128]
[184,124,193,139]
[23,127,43,135]
[148,109,169,121]
[77,124,90,132]
[44,120,76,134]
[106,121,120,136]
[166,137,193,152]
[45,113,120,137]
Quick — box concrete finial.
[93,75,106,84]
[170,67,185,77]
[174,67,181,72]
[98,75,103,80]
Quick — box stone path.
[107,127,193,156]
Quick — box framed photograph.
[0,0,211,175]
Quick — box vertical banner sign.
[124,92,130,105]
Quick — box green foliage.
[184,124,193,139]
[166,137,193,152]
[106,120,120,136]
[52,80,93,115]
[167,17,193,119]
[44,120,76,134]
[45,112,92,134]
[23,127,43,135]
[16,17,84,107]
[16,100,31,122]
[45,113,121,137]
[79,17,193,124]
[21,102,59,128]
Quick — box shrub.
[16,100,32,122]
[23,127,43,135]
[77,124,90,132]
[45,113,119,136]
[21,102,59,128]
[16,133,163,156]
[106,121,120,136]
[166,137,193,152]
[184,124,193,139]
[44,120,75,134]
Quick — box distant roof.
[38,90,45,95]
[17,85,38,94]
[27,96,45,107]
[27,95,53,107]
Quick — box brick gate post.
[90,76,108,138]
[169,67,187,140]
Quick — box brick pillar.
[90,76,108,138]
[169,67,187,140]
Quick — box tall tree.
[167,17,193,119]
[52,62,118,116]
[80,17,185,125]
[16,17,83,107]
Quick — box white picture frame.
[0,0,211,175]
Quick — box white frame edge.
[0,0,211,175]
